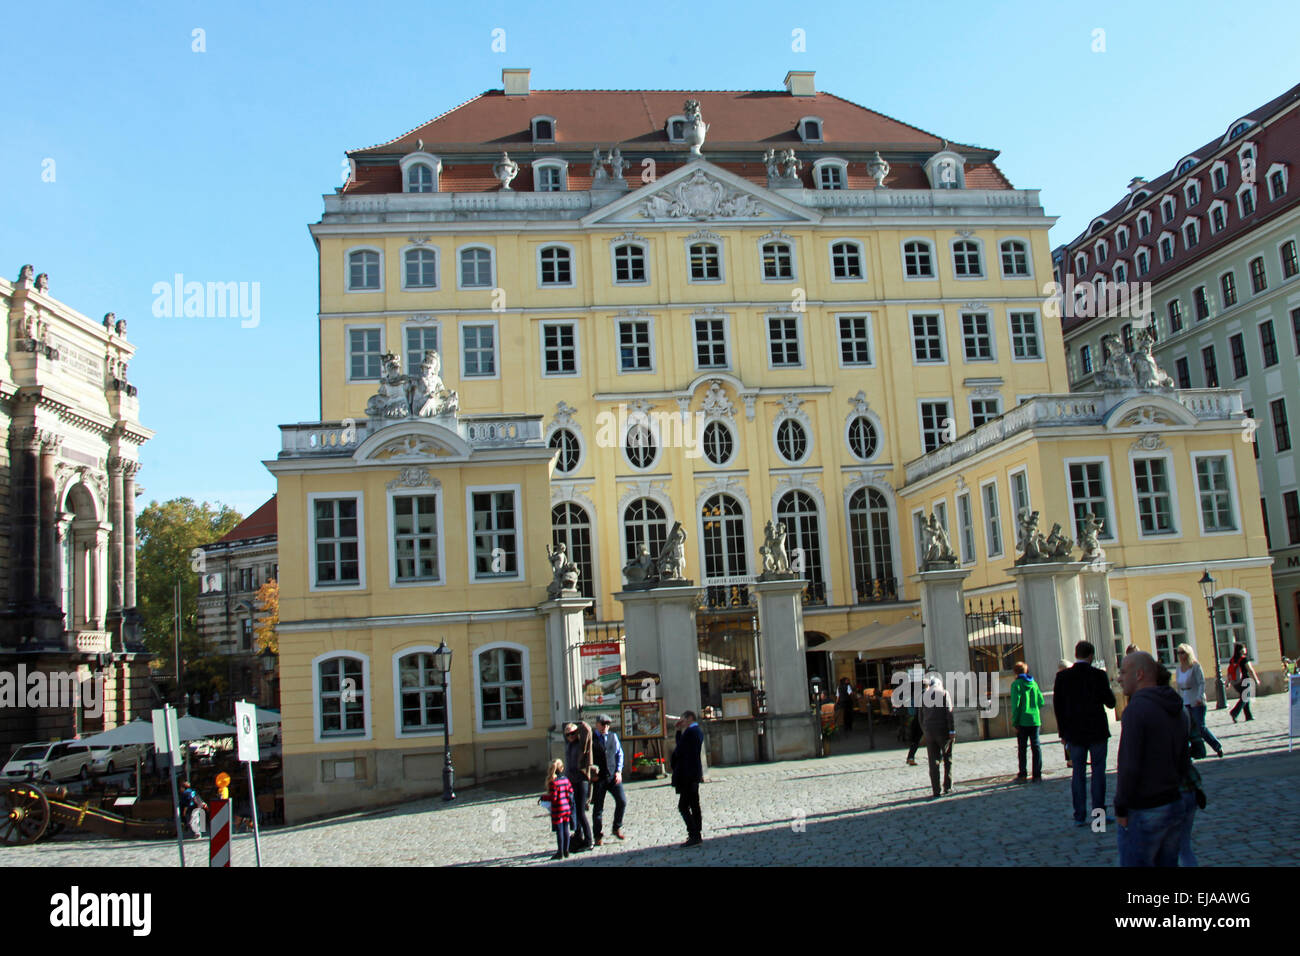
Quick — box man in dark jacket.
[836,677,855,733]
[1116,651,1190,866]
[919,674,956,798]
[1053,640,1117,826]
[670,711,704,847]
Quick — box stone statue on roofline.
[1129,327,1175,390]
[365,352,411,420]
[919,512,958,571]
[546,542,580,598]
[411,350,458,417]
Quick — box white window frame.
[387,485,446,588]
[685,239,725,284]
[956,491,976,564]
[798,116,824,143]
[307,491,366,593]
[1209,588,1257,664]
[1208,199,1228,235]
[1158,231,1176,264]
[1075,252,1088,275]
[472,641,533,733]
[466,484,524,583]
[1189,450,1239,536]
[539,320,581,378]
[1236,183,1257,219]
[1008,310,1043,362]
[772,415,813,465]
[844,409,884,463]
[700,419,737,468]
[979,478,1004,558]
[532,158,568,193]
[1008,466,1031,521]
[345,245,384,293]
[1278,237,1300,280]
[345,324,385,383]
[1266,162,1289,201]
[1182,216,1201,249]
[969,395,1001,428]
[616,315,656,374]
[765,313,805,369]
[691,313,732,371]
[456,244,496,290]
[393,646,453,739]
[1136,211,1152,239]
[1112,261,1128,285]
[610,240,650,286]
[950,237,985,279]
[1211,160,1230,192]
[759,239,798,283]
[399,152,442,194]
[311,650,372,743]
[400,244,440,291]
[1183,178,1201,208]
[813,158,849,190]
[1115,226,1130,252]
[960,311,996,363]
[999,238,1032,278]
[460,319,500,379]
[1129,449,1181,540]
[624,417,661,472]
[1135,247,1151,277]
[1160,196,1176,223]
[835,313,875,368]
[531,116,556,143]
[1064,456,1118,542]
[1094,239,1109,264]
[910,311,947,364]
[903,238,937,280]
[548,426,584,476]
[917,398,953,454]
[1146,595,1196,667]
[828,238,866,282]
[665,115,687,142]
[536,242,576,288]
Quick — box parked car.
[90,743,152,775]
[1,740,95,782]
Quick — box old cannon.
[2,781,177,846]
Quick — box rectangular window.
[1009,312,1041,359]
[961,313,993,361]
[762,243,794,280]
[1271,398,1291,452]
[920,401,951,453]
[694,318,728,368]
[1010,471,1030,516]
[956,493,975,562]
[539,247,572,285]
[614,245,646,283]
[982,482,1003,557]
[1167,299,1183,333]
[1211,205,1226,232]
[912,314,944,362]
[1133,458,1175,535]
[838,316,872,365]
[1122,324,1135,354]
[405,326,439,378]
[1282,240,1299,279]
[1195,457,1235,532]
[1194,286,1210,321]
[1271,169,1287,200]
[1250,256,1267,293]
[768,317,801,366]
[904,243,934,278]
[1174,356,1191,388]
[348,328,383,381]
[1068,462,1113,541]
[689,244,721,281]
[462,324,496,377]
[1080,344,1093,374]
[541,323,577,375]
[1201,345,1219,388]
[1241,189,1255,216]
[831,242,862,279]
[314,498,360,586]
[393,494,440,581]
[471,491,518,578]
[618,320,652,371]
[1260,320,1279,367]
[970,398,1000,428]
[537,166,562,192]
[1221,272,1237,307]
[1229,333,1248,379]
[1286,491,1300,545]
[460,248,493,288]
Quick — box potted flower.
[629,753,665,779]
[820,721,837,756]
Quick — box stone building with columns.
[0,265,154,762]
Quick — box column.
[615,583,703,722]
[10,428,40,613]
[913,566,980,739]
[37,434,61,607]
[752,576,816,760]
[107,457,125,646]
[539,594,593,730]
[1008,561,1089,737]
[122,462,141,642]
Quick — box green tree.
[135,498,243,667]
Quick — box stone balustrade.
[280,414,544,457]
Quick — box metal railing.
[966,596,1023,674]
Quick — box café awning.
[812,619,924,659]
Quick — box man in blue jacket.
[670,710,704,848]
[592,714,627,845]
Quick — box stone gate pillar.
[539,594,593,730]
[1008,561,1091,734]
[753,576,816,760]
[913,566,979,738]
[614,583,702,722]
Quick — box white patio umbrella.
[78,719,154,748]
[176,715,236,739]
[254,707,281,724]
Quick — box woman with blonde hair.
[544,758,574,860]
[1175,643,1224,758]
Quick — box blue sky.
[3,0,1298,520]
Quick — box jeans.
[568,778,592,846]
[593,777,627,837]
[1067,740,1108,822]
[1118,799,1187,867]
[1177,790,1198,866]
[1230,683,1253,721]
[553,822,570,857]
[1016,725,1042,777]
[906,716,922,761]
[677,782,701,838]
[925,736,952,795]
[1186,703,1222,756]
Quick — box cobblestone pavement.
[5,697,1296,867]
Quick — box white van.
[1,740,95,782]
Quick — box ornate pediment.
[700,380,736,421]
[372,435,456,460]
[1118,406,1176,428]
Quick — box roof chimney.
[1127,176,1148,192]
[784,71,815,96]
[502,68,531,96]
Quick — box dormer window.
[1094,240,1109,263]
[1160,197,1176,223]
[1113,261,1128,285]
[1212,161,1229,192]
[1135,248,1150,277]
[1238,142,1257,181]
[813,158,848,190]
[1182,217,1200,249]
[1116,226,1129,252]
[798,117,823,143]
[1158,232,1175,263]
[1089,219,1108,235]
[531,116,556,143]
[666,116,686,142]
[1184,179,1201,207]
[1127,190,1150,209]
[1137,212,1152,238]
[1227,119,1253,141]
[1208,200,1228,234]
[1075,253,1088,275]
[399,152,441,194]
[924,150,966,189]
[532,158,567,192]
[1176,157,1197,176]
[1267,163,1289,200]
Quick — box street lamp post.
[1199,570,1227,710]
[433,640,455,801]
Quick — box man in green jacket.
[1010,661,1045,781]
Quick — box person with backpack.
[178,779,208,839]
[1010,662,1045,781]
[1175,643,1223,758]
[1227,644,1259,722]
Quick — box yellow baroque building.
[271,68,1278,819]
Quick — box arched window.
[548,428,580,474]
[761,241,794,280]
[404,248,437,289]
[539,245,573,285]
[317,654,366,737]
[623,498,667,564]
[1000,240,1030,277]
[613,243,647,283]
[551,502,595,602]
[702,420,734,466]
[459,247,494,288]
[348,250,380,291]
[1151,598,1188,666]
[777,490,825,604]
[830,241,864,280]
[952,240,983,277]
[1211,594,1249,664]
[847,416,879,460]
[688,242,722,281]
[903,240,935,278]
[406,163,435,193]
[848,488,895,603]
[476,646,527,727]
[396,651,447,732]
[701,494,748,581]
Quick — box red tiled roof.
[217,495,277,543]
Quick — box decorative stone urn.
[867,151,890,188]
[494,152,519,190]
[682,100,708,158]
